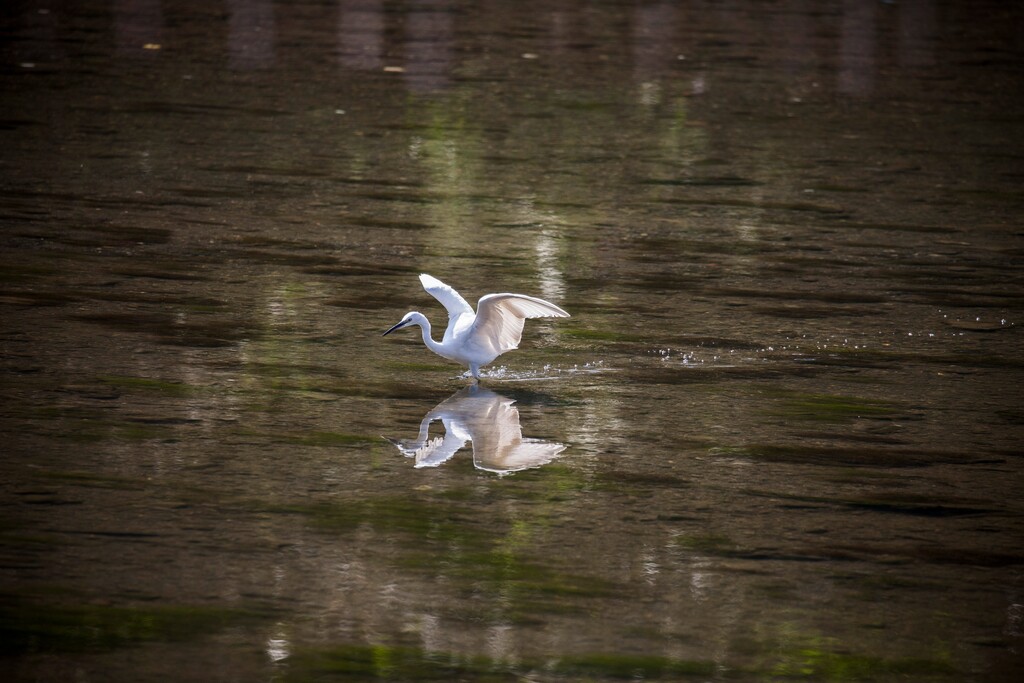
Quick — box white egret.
[383,273,570,380]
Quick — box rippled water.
[2,1,1023,681]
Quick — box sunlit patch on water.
[652,347,730,366]
[266,628,290,663]
[650,346,769,370]
[651,316,1020,373]
[470,360,609,382]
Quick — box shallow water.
[1,0,1023,681]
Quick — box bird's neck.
[418,318,445,355]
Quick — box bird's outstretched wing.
[420,274,473,341]
[469,396,567,474]
[420,274,472,316]
[412,431,467,468]
[469,293,570,357]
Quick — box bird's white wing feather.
[468,293,570,357]
[420,274,474,343]
[420,274,473,317]
[413,431,467,468]
[469,398,566,474]
[476,440,567,475]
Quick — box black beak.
[382,320,408,336]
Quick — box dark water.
[2,0,1023,681]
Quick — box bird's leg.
[470,364,481,382]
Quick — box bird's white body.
[383,274,570,380]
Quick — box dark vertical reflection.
[227,0,276,70]
[900,0,937,69]
[404,0,453,93]
[632,0,677,104]
[337,0,385,71]
[115,0,163,56]
[838,0,877,96]
[779,0,816,79]
[544,4,570,63]
[16,4,62,65]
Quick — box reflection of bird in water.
[385,385,566,475]
[383,274,569,381]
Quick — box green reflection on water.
[285,642,517,682]
[754,629,957,682]
[765,390,902,423]
[273,479,622,619]
[0,596,276,655]
[555,653,717,679]
[286,643,718,681]
[283,639,956,682]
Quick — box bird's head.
[382,311,424,336]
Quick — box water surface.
[1,1,1022,681]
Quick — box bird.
[382,273,570,380]
[385,385,566,474]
